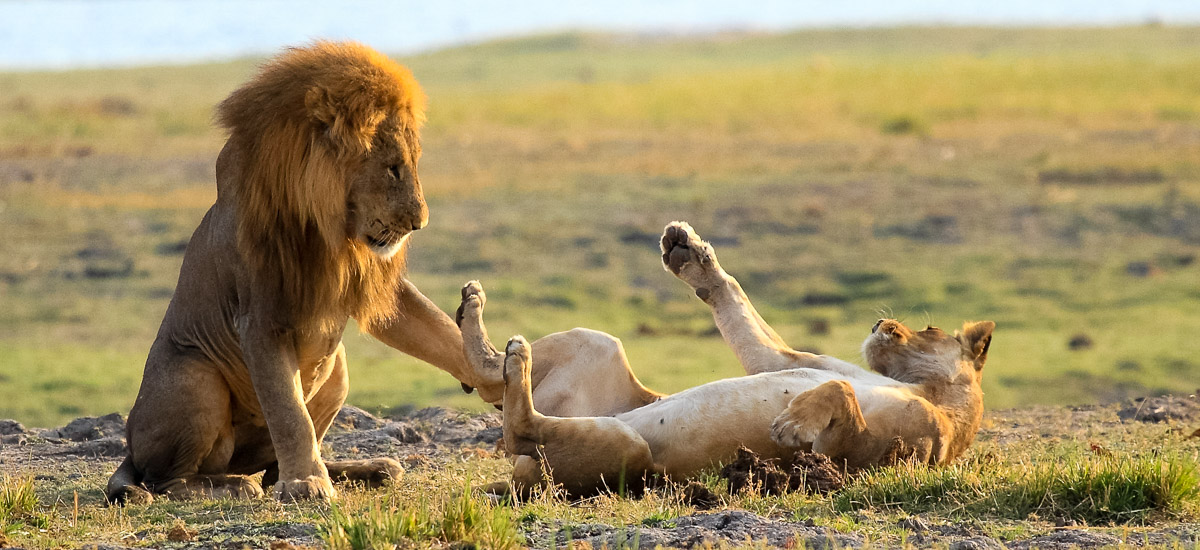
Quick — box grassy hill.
[2,26,1200,427]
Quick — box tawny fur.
[461,222,994,489]
[216,41,426,331]
[500,336,656,498]
[106,42,487,505]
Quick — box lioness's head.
[862,319,994,386]
[219,40,428,260]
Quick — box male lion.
[105,42,504,504]
[458,222,993,495]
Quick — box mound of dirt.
[1118,394,1200,423]
[46,412,126,442]
[719,447,844,497]
[720,447,790,495]
[0,419,25,435]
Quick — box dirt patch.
[534,510,863,550]
[1118,394,1200,423]
[719,447,844,497]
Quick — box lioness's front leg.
[455,280,504,389]
[769,380,923,470]
[661,221,841,375]
[240,320,335,502]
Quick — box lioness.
[459,222,993,493]
[105,42,504,505]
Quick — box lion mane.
[215,41,427,330]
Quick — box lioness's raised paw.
[504,335,532,376]
[660,221,725,300]
[273,475,337,503]
[455,280,487,328]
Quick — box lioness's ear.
[305,85,386,156]
[958,321,994,369]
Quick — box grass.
[835,448,1200,524]
[320,488,524,550]
[1,26,1200,429]
[1,476,49,535]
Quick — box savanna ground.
[1,26,1199,548]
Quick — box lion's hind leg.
[122,349,265,501]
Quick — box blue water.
[2,0,1198,70]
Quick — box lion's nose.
[872,319,884,333]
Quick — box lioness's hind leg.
[661,221,809,374]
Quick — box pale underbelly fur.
[616,366,910,477]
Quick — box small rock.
[166,523,195,542]
[331,406,384,431]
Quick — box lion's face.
[346,116,428,259]
[861,319,993,385]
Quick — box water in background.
[2,0,1198,70]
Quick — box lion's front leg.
[369,278,506,405]
[241,321,336,502]
[661,221,827,375]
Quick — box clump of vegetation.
[834,449,1200,524]
[879,114,929,136]
[320,487,523,550]
[1,476,49,535]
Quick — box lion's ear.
[958,321,994,369]
[305,85,386,156]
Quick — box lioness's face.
[346,115,428,259]
[862,319,993,385]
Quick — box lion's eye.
[387,165,401,180]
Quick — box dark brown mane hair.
[216,41,426,331]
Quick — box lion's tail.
[105,456,153,506]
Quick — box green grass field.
[2,26,1200,427]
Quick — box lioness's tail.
[105,456,153,506]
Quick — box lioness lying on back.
[459,222,994,496]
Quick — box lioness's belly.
[616,368,902,477]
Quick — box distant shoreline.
[2,0,1199,71]
[4,22,1200,74]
